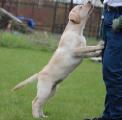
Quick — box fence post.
[52,1,57,33]
[1,0,6,8]
[69,0,73,11]
[32,0,35,18]
[16,0,19,16]
[64,3,68,26]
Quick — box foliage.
[0,31,59,52]
[0,31,98,52]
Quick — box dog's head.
[69,1,92,24]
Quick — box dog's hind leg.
[32,79,55,118]
[32,96,45,118]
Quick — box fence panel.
[0,0,102,38]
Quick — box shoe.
[92,118,107,120]
[84,117,110,120]
[84,117,122,120]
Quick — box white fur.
[13,2,104,119]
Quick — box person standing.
[85,0,122,120]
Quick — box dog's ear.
[69,12,80,24]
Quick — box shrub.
[0,31,59,51]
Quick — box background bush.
[0,31,99,52]
[0,31,59,51]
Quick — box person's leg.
[84,7,122,120]
[102,8,122,120]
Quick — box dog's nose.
[87,0,91,4]
[88,1,91,3]
[87,0,92,7]
[83,0,92,6]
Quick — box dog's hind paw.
[32,112,48,119]
[42,115,48,118]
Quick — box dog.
[12,1,104,118]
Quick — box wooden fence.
[0,0,103,38]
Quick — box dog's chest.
[61,32,86,47]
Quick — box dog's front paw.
[94,50,102,57]
[97,40,104,47]
[96,40,104,50]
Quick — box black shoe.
[84,117,122,120]
[92,118,107,120]
[84,117,110,120]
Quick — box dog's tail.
[12,73,38,91]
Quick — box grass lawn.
[0,47,105,120]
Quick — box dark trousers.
[102,6,122,119]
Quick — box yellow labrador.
[13,1,103,118]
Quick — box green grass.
[0,47,105,120]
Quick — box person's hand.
[112,16,122,32]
